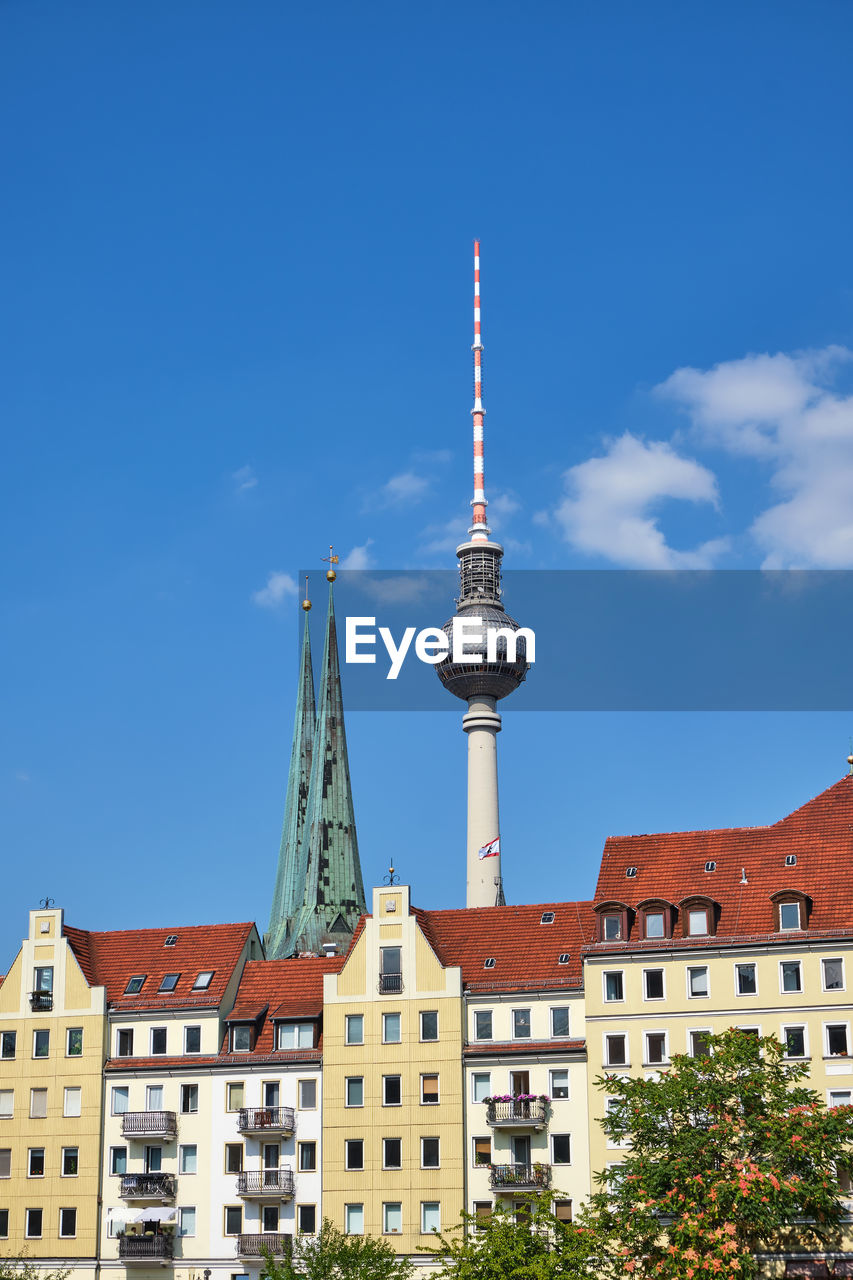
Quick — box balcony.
[120,1173,177,1201]
[29,991,53,1012]
[121,1111,177,1140]
[237,1233,292,1258]
[378,973,403,994]
[486,1099,548,1130]
[119,1234,174,1263]
[237,1106,295,1135]
[490,1163,552,1192]
[237,1169,295,1199]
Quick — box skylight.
[158,973,180,992]
[164,935,177,947]
[192,971,214,991]
[483,958,496,969]
[540,911,555,924]
[785,854,797,867]
[558,953,570,965]
[704,861,717,872]
[124,975,146,994]
[626,867,638,878]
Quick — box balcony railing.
[237,1169,295,1198]
[486,1099,548,1129]
[237,1106,295,1135]
[119,1234,174,1262]
[237,1233,292,1258]
[29,991,53,1011]
[378,973,403,994]
[490,1163,552,1191]
[121,1111,177,1139]
[120,1173,177,1201]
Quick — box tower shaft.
[471,240,489,541]
[464,696,504,906]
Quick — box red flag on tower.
[478,837,500,860]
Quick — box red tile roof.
[592,775,853,947]
[413,902,594,990]
[221,956,344,1055]
[63,921,257,1010]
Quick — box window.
[145,1146,162,1173]
[299,1141,317,1171]
[0,1151,9,1179]
[116,1029,133,1057]
[225,1144,243,1173]
[421,1137,440,1168]
[690,1030,710,1057]
[483,957,496,969]
[278,1022,314,1049]
[180,1144,198,1174]
[383,1075,401,1106]
[541,910,555,923]
[420,1011,438,1041]
[644,911,665,938]
[192,971,214,990]
[184,1025,201,1054]
[146,1085,163,1111]
[558,953,570,965]
[63,1088,81,1118]
[603,914,622,940]
[159,973,180,992]
[830,1090,852,1108]
[0,1092,11,1119]
[421,1073,439,1104]
[0,1033,15,1059]
[66,1027,83,1056]
[226,1083,244,1111]
[26,1208,43,1238]
[823,959,844,991]
[112,1087,129,1114]
[0,1209,7,1237]
[164,935,177,946]
[551,1007,570,1037]
[827,1024,849,1056]
[298,1204,317,1234]
[383,1138,402,1169]
[345,1204,364,1235]
[382,1013,401,1043]
[779,901,801,930]
[224,1206,242,1235]
[783,1026,806,1058]
[781,961,802,993]
[605,1034,627,1066]
[550,1069,569,1100]
[512,1009,531,1039]
[421,1201,440,1234]
[474,1010,492,1040]
[687,909,708,936]
[346,1077,364,1107]
[231,1025,252,1052]
[345,1015,364,1045]
[472,1072,490,1103]
[150,1027,167,1055]
[179,1206,196,1236]
[345,1140,364,1171]
[110,1147,127,1175]
[785,854,797,867]
[379,947,402,993]
[262,1205,279,1232]
[57,1206,75,1237]
[474,1202,492,1229]
[646,1032,667,1065]
[552,1134,571,1164]
[644,968,664,1000]
[33,1030,49,1058]
[34,966,53,992]
[383,1202,402,1234]
[62,1147,78,1176]
[180,1084,198,1114]
[604,972,624,1002]
[704,861,716,873]
[688,966,709,998]
[473,1136,491,1166]
[30,1089,47,1119]
[555,1200,573,1223]
[298,1079,317,1109]
[124,975,146,994]
[28,1148,45,1177]
[736,963,757,995]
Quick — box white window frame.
[382,1202,403,1235]
[63,1087,82,1118]
[473,1009,492,1041]
[382,1137,402,1170]
[419,1010,439,1042]
[277,1022,314,1050]
[781,1023,809,1059]
[471,1072,490,1103]
[61,1146,78,1177]
[603,1032,628,1068]
[382,1012,401,1044]
[511,1008,531,1039]
[382,1074,402,1107]
[779,901,801,931]
[421,1072,440,1105]
[688,1028,712,1057]
[32,1029,49,1059]
[603,970,625,1003]
[345,1077,364,1108]
[825,1021,851,1058]
[734,961,758,997]
[687,908,709,937]
[687,966,709,999]
[345,1203,364,1235]
[551,1006,570,1037]
[420,1136,440,1169]
[551,1132,572,1164]
[642,968,666,1001]
[345,1014,364,1046]
[179,1144,198,1175]
[150,1026,167,1056]
[549,1068,569,1101]
[644,1029,668,1066]
[822,957,846,993]
[779,960,803,994]
[58,1207,77,1239]
[605,1097,628,1149]
[421,1201,441,1234]
[184,1025,202,1054]
[178,1206,196,1237]
[0,1091,12,1119]
[345,1139,364,1171]
[828,1089,853,1109]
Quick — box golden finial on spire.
[301,574,312,611]
[322,544,339,582]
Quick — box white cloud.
[232,465,258,494]
[252,571,298,608]
[368,470,430,510]
[489,492,521,521]
[553,433,728,568]
[340,540,374,570]
[657,346,853,567]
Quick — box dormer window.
[636,900,674,941]
[688,908,709,936]
[678,896,719,939]
[779,901,800,930]
[771,890,811,933]
[645,912,665,938]
[231,1025,253,1052]
[603,915,622,940]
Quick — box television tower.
[436,242,529,908]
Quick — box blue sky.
[3,1,853,968]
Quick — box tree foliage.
[0,1254,70,1280]
[260,1219,414,1280]
[432,1193,598,1278]
[582,1028,853,1279]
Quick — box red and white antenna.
[470,240,490,542]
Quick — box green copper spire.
[266,606,316,958]
[268,581,366,957]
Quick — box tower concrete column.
[463,696,503,907]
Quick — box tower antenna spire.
[471,240,490,541]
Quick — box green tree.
[0,1253,70,1280]
[582,1028,853,1279]
[260,1218,414,1280]
[432,1192,598,1278]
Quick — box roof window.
[192,971,214,991]
[704,861,716,873]
[164,935,177,947]
[483,958,496,969]
[626,867,637,878]
[124,975,146,995]
[158,973,180,992]
[540,912,555,924]
[785,854,797,867]
[558,953,570,965]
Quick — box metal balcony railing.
[489,1163,552,1191]
[119,1234,174,1261]
[237,1169,295,1198]
[237,1233,292,1258]
[378,973,403,994]
[121,1111,177,1139]
[29,991,53,1011]
[120,1173,177,1201]
[486,1099,548,1128]
[237,1106,295,1134]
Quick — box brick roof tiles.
[222,955,344,1055]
